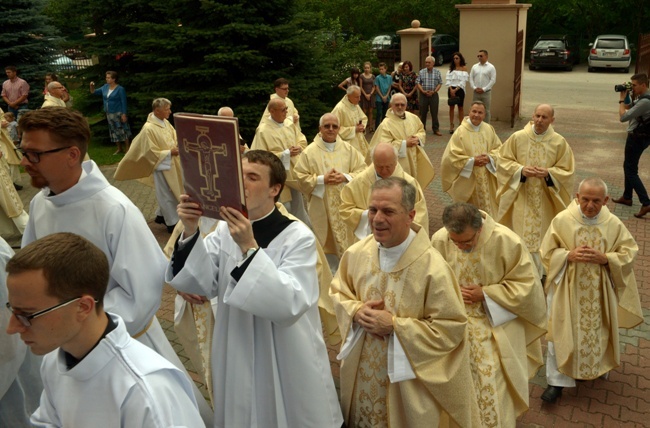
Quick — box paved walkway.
[11,104,648,426]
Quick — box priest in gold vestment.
[258,77,300,131]
[431,203,547,426]
[331,177,479,428]
[441,102,502,217]
[252,97,310,226]
[539,178,643,403]
[331,85,370,159]
[496,104,575,275]
[114,98,183,231]
[368,93,435,189]
[340,142,428,244]
[294,113,366,272]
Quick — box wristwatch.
[245,247,258,258]
[619,101,625,104]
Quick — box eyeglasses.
[278,86,289,91]
[449,230,479,246]
[322,124,339,129]
[6,296,86,327]
[477,55,484,58]
[18,146,72,163]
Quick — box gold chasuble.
[432,212,547,427]
[496,122,575,254]
[114,113,183,200]
[293,134,366,258]
[368,109,435,189]
[339,163,429,246]
[331,95,370,160]
[251,116,307,202]
[540,201,643,379]
[258,93,300,130]
[331,225,479,428]
[441,119,502,217]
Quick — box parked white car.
[588,34,632,73]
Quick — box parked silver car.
[588,34,632,73]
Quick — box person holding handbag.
[446,52,469,134]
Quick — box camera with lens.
[615,82,632,92]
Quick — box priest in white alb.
[539,177,643,403]
[441,101,502,217]
[431,203,547,426]
[331,177,479,428]
[368,93,435,189]
[340,142,428,244]
[496,104,575,275]
[18,107,214,425]
[331,85,370,159]
[167,150,343,427]
[114,98,183,232]
[294,113,366,272]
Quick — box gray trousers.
[419,92,440,131]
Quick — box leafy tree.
[43,0,371,142]
[0,0,59,108]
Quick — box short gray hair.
[371,177,416,212]
[152,98,171,110]
[578,177,609,196]
[346,85,361,95]
[442,203,483,234]
[319,113,338,127]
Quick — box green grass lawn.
[86,112,125,166]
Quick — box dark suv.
[529,35,579,71]
[431,34,459,65]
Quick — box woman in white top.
[446,52,469,134]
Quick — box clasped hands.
[474,154,491,167]
[461,284,485,305]
[324,168,347,185]
[568,245,608,265]
[353,299,393,339]
[289,146,302,157]
[522,165,549,178]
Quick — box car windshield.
[534,41,564,49]
[596,39,625,49]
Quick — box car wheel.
[588,67,594,72]
[436,53,444,66]
[623,67,629,73]
[528,64,535,71]
[566,64,573,71]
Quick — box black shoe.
[541,385,563,403]
[155,215,165,224]
[13,183,22,191]
[167,223,177,233]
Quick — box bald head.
[372,142,398,178]
[268,98,287,123]
[218,106,234,117]
[532,103,555,134]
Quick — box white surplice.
[0,238,42,428]
[31,313,205,428]
[166,218,343,428]
[22,160,214,425]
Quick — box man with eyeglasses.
[258,77,301,130]
[331,85,371,159]
[294,113,366,273]
[252,97,311,226]
[431,202,546,426]
[41,82,66,108]
[469,50,497,123]
[5,232,205,427]
[368,93,435,189]
[17,107,214,424]
[0,236,41,427]
[331,178,479,428]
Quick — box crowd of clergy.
[0,72,644,428]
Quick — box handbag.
[448,96,461,106]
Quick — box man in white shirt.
[6,232,204,427]
[469,50,497,123]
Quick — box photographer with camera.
[616,73,650,218]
